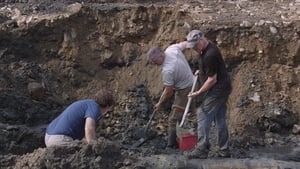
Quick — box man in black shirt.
[185,30,232,159]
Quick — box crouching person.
[45,88,114,147]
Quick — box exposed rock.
[0,0,300,168]
[27,82,45,100]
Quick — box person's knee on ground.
[45,134,73,147]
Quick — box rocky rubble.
[0,0,300,168]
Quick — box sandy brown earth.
[0,0,300,168]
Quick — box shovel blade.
[131,137,147,148]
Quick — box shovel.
[176,75,198,139]
[131,91,165,148]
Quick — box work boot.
[216,148,230,158]
[210,147,230,158]
[165,130,178,149]
[185,147,208,159]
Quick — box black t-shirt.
[198,41,232,95]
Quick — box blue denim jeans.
[196,94,229,151]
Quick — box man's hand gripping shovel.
[176,74,198,142]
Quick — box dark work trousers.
[168,86,192,131]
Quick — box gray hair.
[147,47,164,61]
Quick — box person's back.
[163,44,194,90]
[46,99,100,140]
[45,88,114,147]
[146,43,196,149]
[199,41,232,95]
[185,29,231,158]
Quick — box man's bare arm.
[84,117,97,143]
[189,74,217,97]
[155,86,174,110]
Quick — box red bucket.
[177,134,198,151]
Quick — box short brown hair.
[92,88,114,107]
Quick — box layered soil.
[0,0,300,168]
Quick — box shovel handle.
[144,109,157,132]
[179,75,198,127]
[144,90,165,133]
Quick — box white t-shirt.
[162,44,194,90]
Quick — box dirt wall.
[0,1,300,168]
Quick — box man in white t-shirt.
[147,42,194,149]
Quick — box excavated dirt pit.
[0,0,300,168]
